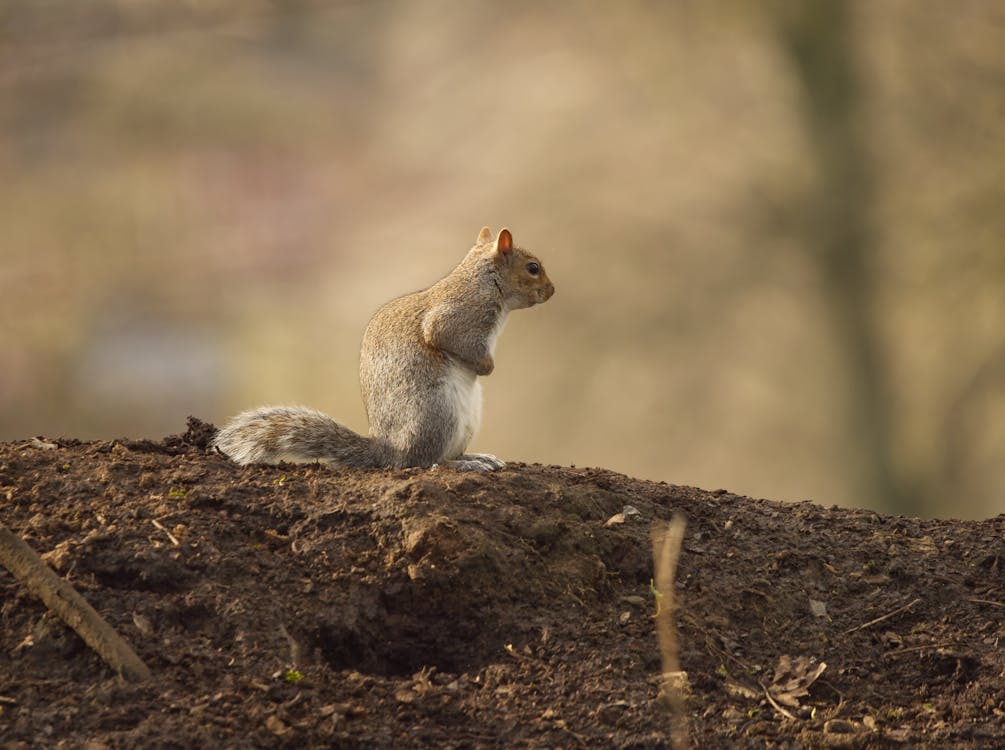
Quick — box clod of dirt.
[1,424,1004,747]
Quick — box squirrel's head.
[475,227,555,310]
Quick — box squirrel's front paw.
[442,453,506,472]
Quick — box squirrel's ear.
[477,226,493,245]
[494,228,513,257]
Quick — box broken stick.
[843,597,921,635]
[0,524,151,682]
[651,514,689,750]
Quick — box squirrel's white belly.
[487,313,508,355]
[442,364,482,459]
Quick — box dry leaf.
[265,715,289,735]
[768,655,827,708]
[132,613,155,637]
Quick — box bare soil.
[1,419,1004,749]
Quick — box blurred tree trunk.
[774,1,911,514]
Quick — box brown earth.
[1,419,1004,749]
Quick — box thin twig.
[883,642,967,658]
[967,598,1005,608]
[0,525,151,682]
[843,597,921,635]
[651,514,689,750]
[760,683,797,721]
[151,519,180,546]
[700,628,757,676]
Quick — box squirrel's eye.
[526,262,540,276]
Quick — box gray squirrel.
[213,227,554,471]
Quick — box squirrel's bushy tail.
[213,405,389,468]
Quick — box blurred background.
[2,1,1003,518]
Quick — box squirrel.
[213,227,554,472]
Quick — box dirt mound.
[1,420,1003,748]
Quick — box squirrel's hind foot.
[439,453,506,472]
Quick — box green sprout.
[649,579,664,615]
